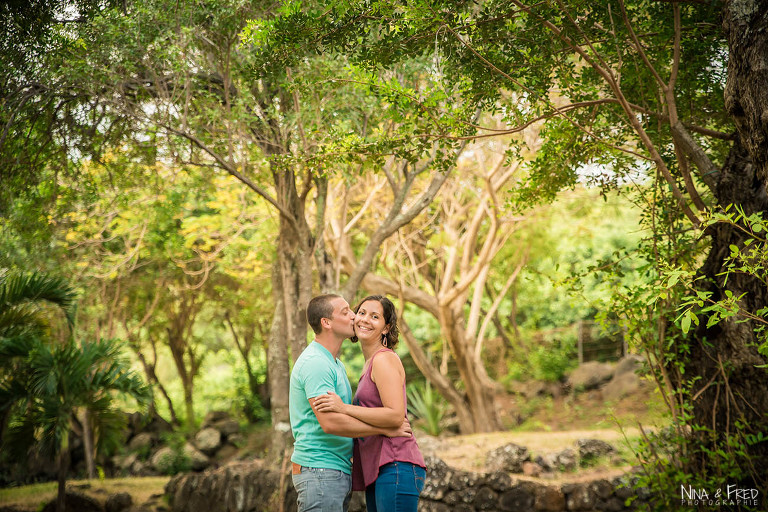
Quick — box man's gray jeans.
[292,467,352,512]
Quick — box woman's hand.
[313,391,347,414]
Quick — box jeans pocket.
[414,466,426,493]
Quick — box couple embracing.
[289,294,426,512]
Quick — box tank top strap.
[362,348,393,378]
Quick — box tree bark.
[56,436,69,512]
[680,0,768,488]
[80,409,95,480]
[267,258,292,463]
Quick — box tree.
[0,272,150,512]
[257,0,768,492]
[329,141,527,433]
[0,272,77,445]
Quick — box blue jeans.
[292,467,352,512]
[365,462,426,512]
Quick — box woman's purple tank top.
[351,348,426,491]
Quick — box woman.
[313,295,426,512]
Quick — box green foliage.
[406,381,448,436]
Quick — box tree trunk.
[439,306,501,433]
[56,436,69,512]
[399,318,476,433]
[267,258,292,463]
[182,378,195,430]
[81,409,95,480]
[681,0,768,488]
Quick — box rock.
[576,439,617,460]
[565,483,596,511]
[226,433,245,447]
[486,443,530,473]
[522,461,543,477]
[128,432,156,452]
[598,496,627,512]
[472,486,498,510]
[534,485,565,512]
[535,449,577,472]
[165,460,295,512]
[613,354,644,376]
[195,427,222,455]
[211,419,240,437]
[602,372,642,401]
[485,471,512,491]
[214,443,238,462]
[183,443,210,471]
[567,361,614,390]
[105,492,133,512]
[421,456,452,501]
[201,410,231,427]
[416,501,451,512]
[589,479,614,499]
[498,482,536,511]
[150,446,177,474]
[449,470,482,491]
[41,492,103,512]
[113,453,138,472]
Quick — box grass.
[0,476,170,511]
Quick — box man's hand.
[383,417,412,438]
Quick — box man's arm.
[309,397,411,438]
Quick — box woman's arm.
[314,352,406,428]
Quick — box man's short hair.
[306,294,342,334]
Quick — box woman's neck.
[361,339,385,362]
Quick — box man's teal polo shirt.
[289,341,353,474]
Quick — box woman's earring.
[382,333,388,347]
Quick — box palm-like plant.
[407,381,449,437]
[0,272,151,512]
[0,271,77,440]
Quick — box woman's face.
[354,300,389,344]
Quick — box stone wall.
[165,456,648,512]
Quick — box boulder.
[472,486,498,510]
[165,460,295,512]
[498,482,536,511]
[213,443,238,463]
[195,427,222,455]
[613,354,644,376]
[421,456,452,501]
[128,432,156,452]
[486,443,530,473]
[226,433,245,447]
[522,461,543,477]
[602,372,642,401]
[183,443,210,471]
[534,485,566,512]
[535,449,577,472]
[210,419,240,437]
[113,453,138,472]
[41,492,103,512]
[201,410,231,427]
[576,438,617,460]
[151,446,177,474]
[567,361,614,390]
[564,483,596,511]
[105,492,133,512]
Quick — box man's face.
[326,297,355,338]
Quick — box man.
[289,294,411,512]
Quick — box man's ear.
[320,317,331,330]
